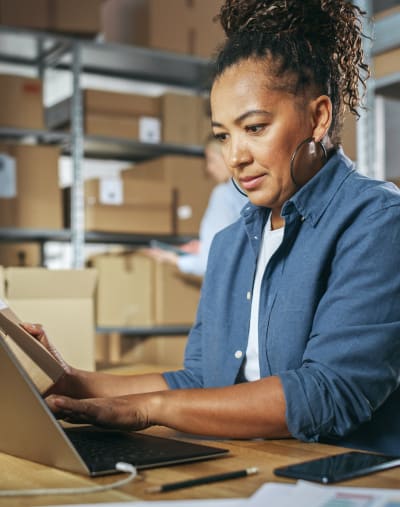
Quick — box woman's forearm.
[64,368,169,398]
[149,376,289,438]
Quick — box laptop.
[0,325,229,477]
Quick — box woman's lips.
[239,174,266,191]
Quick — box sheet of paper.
[246,481,400,507]
[246,482,296,506]
[48,498,244,507]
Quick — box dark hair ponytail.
[213,0,370,146]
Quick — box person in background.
[24,0,400,456]
[145,135,247,276]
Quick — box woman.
[25,0,400,454]
[145,136,247,276]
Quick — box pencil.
[146,466,259,493]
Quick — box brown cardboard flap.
[0,303,64,392]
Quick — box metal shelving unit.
[355,1,400,178]
[0,25,212,339]
[0,25,212,269]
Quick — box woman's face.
[211,58,316,219]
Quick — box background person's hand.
[141,247,179,266]
[179,239,200,254]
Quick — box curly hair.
[213,0,370,146]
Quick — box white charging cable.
[0,462,137,497]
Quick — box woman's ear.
[310,95,332,142]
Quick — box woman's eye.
[246,124,266,134]
[214,133,228,142]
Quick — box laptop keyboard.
[64,426,228,475]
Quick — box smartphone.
[274,451,400,484]
[149,240,188,256]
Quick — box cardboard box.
[0,0,48,29]
[46,89,161,142]
[341,112,357,162]
[162,93,208,145]
[154,263,200,325]
[92,251,200,328]
[49,0,102,34]
[192,0,225,58]
[373,47,400,80]
[118,334,187,368]
[64,178,173,234]
[0,266,4,300]
[0,0,102,34]
[85,89,161,118]
[122,156,214,235]
[101,0,225,58]
[91,252,154,327]
[148,0,193,54]
[86,113,140,140]
[5,267,97,371]
[0,144,62,230]
[0,243,41,267]
[0,75,44,130]
[102,0,191,53]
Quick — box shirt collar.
[284,148,355,227]
[240,148,355,228]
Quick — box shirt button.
[254,236,258,240]
[301,216,305,222]
[246,291,251,300]
[234,350,243,359]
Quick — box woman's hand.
[21,322,71,373]
[20,322,79,397]
[46,393,153,432]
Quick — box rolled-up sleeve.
[280,201,400,442]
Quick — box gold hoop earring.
[231,177,248,197]
[290,137,327,188]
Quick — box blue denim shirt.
[163,149,400,454]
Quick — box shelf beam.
[0,228,196,246]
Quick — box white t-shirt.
[244,214,284,381]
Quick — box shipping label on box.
[0,154,16,198]
[139,117,161,143]
[100,179,123,205]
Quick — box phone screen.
[274,451,400,484]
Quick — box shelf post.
[354,0,377,178]
[70,42,85,269]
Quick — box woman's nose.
[228,138,251,168]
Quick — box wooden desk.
[1,427,400,507]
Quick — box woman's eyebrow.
[212,109,272,129]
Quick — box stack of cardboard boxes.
[0,0,225,59]
[0,0,225,371]
[47,89,211,146]
[0,0,103,36]
[101,0,225,59]
[92,251,200,369]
